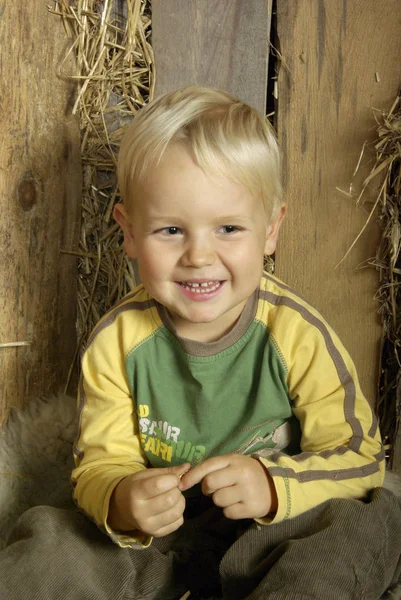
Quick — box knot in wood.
[18,177,37,212]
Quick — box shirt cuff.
[102,473,152,548]
[252,456,292,524]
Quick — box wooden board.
[0,1,81,423]
[276,0,401,405]
[152,0,272,110]
[395,382,401,474]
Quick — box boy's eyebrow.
[146,214,252,223]
[144,215,184,224]
[215,215,252,223]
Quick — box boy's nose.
[181,241,216,268]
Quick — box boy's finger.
[134,463,190,482]
[156,463,191,488]
[152,515,185,538]
[144,473,182,496]
[179,455,231,491]
[132,463,191,498]
[201,467,237,496]
[173,462,192,478]
[153,462,191,478]
[146,491,185,529]
[212,484,243,508]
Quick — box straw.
[49,0,154,390]
[338,93,401,467]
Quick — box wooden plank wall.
[2,0,397,423]
[0,2,81,423]
[152,0,272,111]
[276,0,401,404]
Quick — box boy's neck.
[166,298,249,343]
[172,317,240,343]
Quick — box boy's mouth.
[178,280,223,294]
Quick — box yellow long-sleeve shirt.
[72,272,384,547]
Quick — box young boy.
[1,86,401,600]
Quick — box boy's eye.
[161,227,182,235]
[220,225,240,234]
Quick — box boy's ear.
[113,203,138,259]
[264,205,286,256]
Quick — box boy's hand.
[179,454,277,520]
[108,463,190,537]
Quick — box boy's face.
[115,144,285,342]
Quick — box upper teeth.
[184,281,215,287]
[180,280,221,293]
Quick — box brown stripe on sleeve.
[85,298,157,350]
[268,459,380,483]
[291,446,349,462]
[367,402,379,438]
[374,447,386,462]
[291,444,384,464]
[263,445,385,469]
[73,375,86,462]
[263,273,380,441]
[259,290,364,454]
[262,272,308,302]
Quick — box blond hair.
[117,86,282,222]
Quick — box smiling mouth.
[178,281,223,294]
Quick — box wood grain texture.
[276,0,401,404]
[0,1,82,422]
[152,0,272,110]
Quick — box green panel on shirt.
[126,318,298,468]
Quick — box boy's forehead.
[137,145,249,199]
[128,143,268,223]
